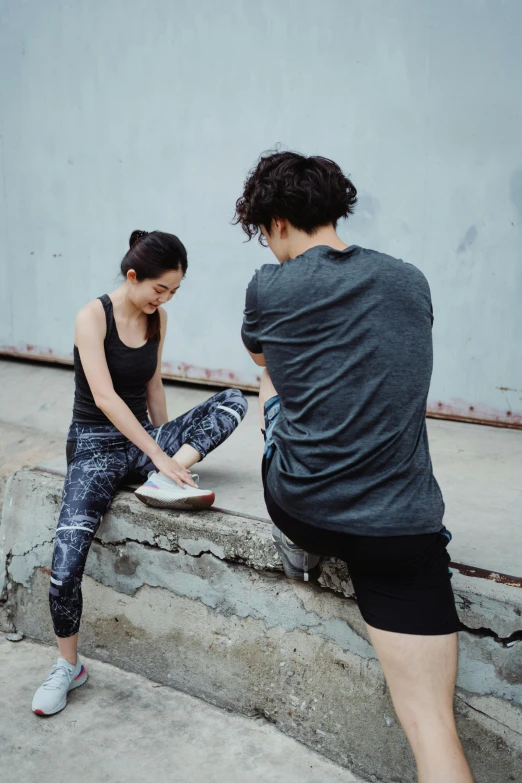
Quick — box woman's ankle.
[56,632,79,666]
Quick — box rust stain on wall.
[427,398,522,430]
[0,345,261,391]
[0,344,70,365]
[450,562,522,588]
[2,344,521,427]
[161,359,261,391]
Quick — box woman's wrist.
[147,440,164,462]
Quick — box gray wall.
[1,0,521,424]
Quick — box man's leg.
[259,369,321,581]
[367,627,474,782]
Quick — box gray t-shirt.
[242,244,444,536]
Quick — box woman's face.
[127,269,184,314]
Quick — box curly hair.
[233,150,358,244]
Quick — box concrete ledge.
[1,468,522,782]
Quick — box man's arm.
[242,272,266,365]
[246,348,266,367]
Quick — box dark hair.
[233,150,358,244]
[121,230,188,341]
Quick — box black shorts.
[262,455,461,636]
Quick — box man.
[234,150,474,783]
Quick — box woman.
[32,230,248,715]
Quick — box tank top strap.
[98,294,115,340]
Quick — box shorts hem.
[362,614,462,636]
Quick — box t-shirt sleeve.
[407,261,434,326]
[424,276,434,326]
[241,272,263,354]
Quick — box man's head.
[233,151,357,261]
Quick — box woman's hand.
[152,451,197,488]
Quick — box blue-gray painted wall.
[1,0,521,424]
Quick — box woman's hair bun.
[129,230,149,248]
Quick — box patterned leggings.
[49,388,248,637]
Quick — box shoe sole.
[33,669,88,717]
[134,489,215,510]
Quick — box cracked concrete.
[88,539,375,658]
[459,621,522,648]
[1,357,522,578]
[1,468,522,782]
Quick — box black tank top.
[72,294,159,424]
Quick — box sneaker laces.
[43,663,72,690]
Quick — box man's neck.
[287,225,349,261]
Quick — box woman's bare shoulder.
[75,298,106,337]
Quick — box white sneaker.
[134,471,215,509]
[32,657,88,716]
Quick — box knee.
[224,388,249,420]
[49,571,81,601]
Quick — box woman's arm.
[146,308,169,427]
[75,301,195,487]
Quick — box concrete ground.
[0,356,521,577]
[0,636,364,783]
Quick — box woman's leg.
[50,442,128,659]
[33,435,128,714]
[134,388,248,475]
